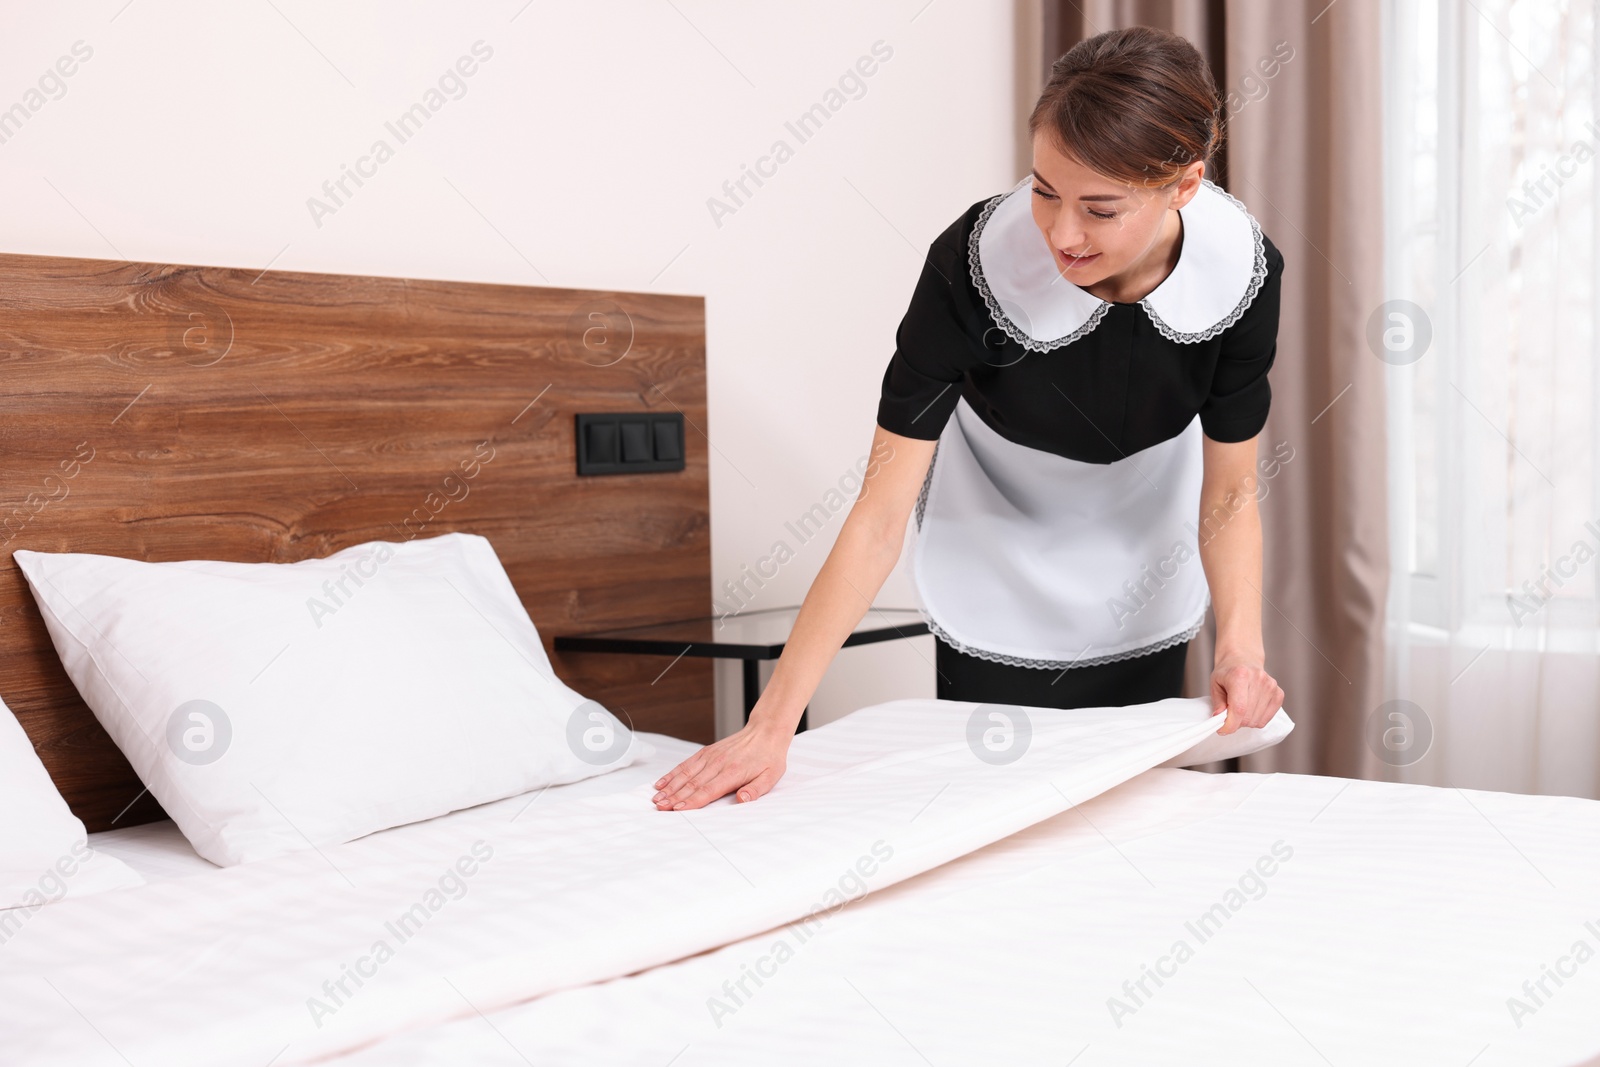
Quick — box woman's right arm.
[650,423,937,810]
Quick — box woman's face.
[1029,129,1201,290]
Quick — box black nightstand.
[554,606,929,733]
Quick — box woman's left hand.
[1210,656,1284,734]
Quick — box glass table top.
[553,606,929,659]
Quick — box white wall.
[1,0,1028,735]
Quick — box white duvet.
[331,767,1600,1067]
[334,763,1600,1066]
[2,696,1251,1066]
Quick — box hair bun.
[1029,26,1224,188]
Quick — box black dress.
[875,175,1285,709]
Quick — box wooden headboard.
[0,253,712,832]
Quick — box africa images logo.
[166,700,233,766]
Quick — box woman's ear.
[1169,161,1206,210]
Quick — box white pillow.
[0,697,143,913]
[14,532,649,866]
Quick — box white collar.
[967,175,1268,350]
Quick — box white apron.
[912,396,1209,670]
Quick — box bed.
[2,253,1598,1067]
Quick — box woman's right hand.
[651,715,792,810]
[646,426,930,812]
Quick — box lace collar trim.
[967,175,1268,351]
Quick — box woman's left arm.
[1197,434,1285,734]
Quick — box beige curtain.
[1036,0,1389,777]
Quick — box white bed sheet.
[2,696,1247,1066]
[324,766,1600,1067]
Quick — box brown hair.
[1028,26,1224,190]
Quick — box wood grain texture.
[0,252,712,832]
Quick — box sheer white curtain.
[1382,0,1600,798]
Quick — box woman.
[654,26,1286,812]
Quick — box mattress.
[15,699,1600,1066]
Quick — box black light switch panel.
[576,412,686,475]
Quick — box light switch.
[652,420,681,461]
[585,421,618,465]
[620,421,650,462]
